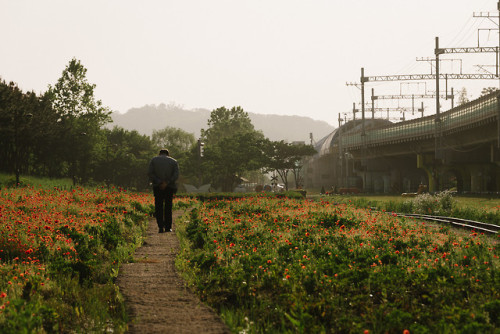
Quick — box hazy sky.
[1,0,499,127]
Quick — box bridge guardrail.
[339,92,499,149]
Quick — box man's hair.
[159,149,169,156]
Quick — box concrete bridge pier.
[469,165,489,193]
[444,163,500,194]
[417,154,437,193]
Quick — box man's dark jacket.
[148,155,179,190]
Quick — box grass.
[322,194,500,213]
[316,192,500,226]
[0,173,73,190]
[349,195,500,213]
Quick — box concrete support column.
[469,166,483,193]
[363,171,375,193]
[383,175,391,193]
[417,154,437,193]
[454,167,467,193]
[461,167,472,193]
[373,176,384,193]
[495,165,500,191]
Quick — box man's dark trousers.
[153,187,175,230]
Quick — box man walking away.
[148,149,179,233]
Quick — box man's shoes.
[165,228,173,232]
[158,228,165,233]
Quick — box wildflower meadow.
[177,196,500,333]
[0,186,498,333]
[0,186,153,332]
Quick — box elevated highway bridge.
[305,91,500,194]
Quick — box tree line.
[0,59,316,191]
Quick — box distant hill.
[109,104,335,143]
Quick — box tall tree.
[29,91,66,177]
[94,127,156,189]
[481,87,498,96]
[262,140,316,191]
[202,131,265,191]
[198,106,265,191]
[46,58,111,184]
[151,126,196,157]
[457,87,470,106]
[0,81,38,184]
[200,106,257,145]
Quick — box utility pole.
[435,37,443,161]
[338,113,343,188]
[361,68,366,136]
[450,87,455,109]
[371,88,375,119]
[473,1,500,146]
[360,68,367,192]
[435,37,442,122]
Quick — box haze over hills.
[109,104,335,143]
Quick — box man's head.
[159,149,170,156]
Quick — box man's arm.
[170,161,179,184]
[148,158,162,185]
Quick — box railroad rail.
[395,213,500,235]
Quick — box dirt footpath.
[117,212,232,333]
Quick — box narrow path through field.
[117,211,231,333]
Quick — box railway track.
[395,213,500,235]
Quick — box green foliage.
[185,211,207,249]
[45,58,112,184]
[481,87,498,96]
[262,139,316,190]
[201,106,257,146]
[483,300,500,326]
[0,298,45,333]
[0,81,45,183]
[0,173,73,190]
[177,191,306,202]
[401,190,457,215]
[196,106,267,191]
[202,132,266,191]
[327,192,500,226]
[92,127,156,190]
[151,126,196,157]
[0,60,162,191]
[450,206,500,225]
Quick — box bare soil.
[117,212,232,333]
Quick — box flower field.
[177,196,500,333]
[0,186,153,332]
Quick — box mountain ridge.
[109,104,335,143]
